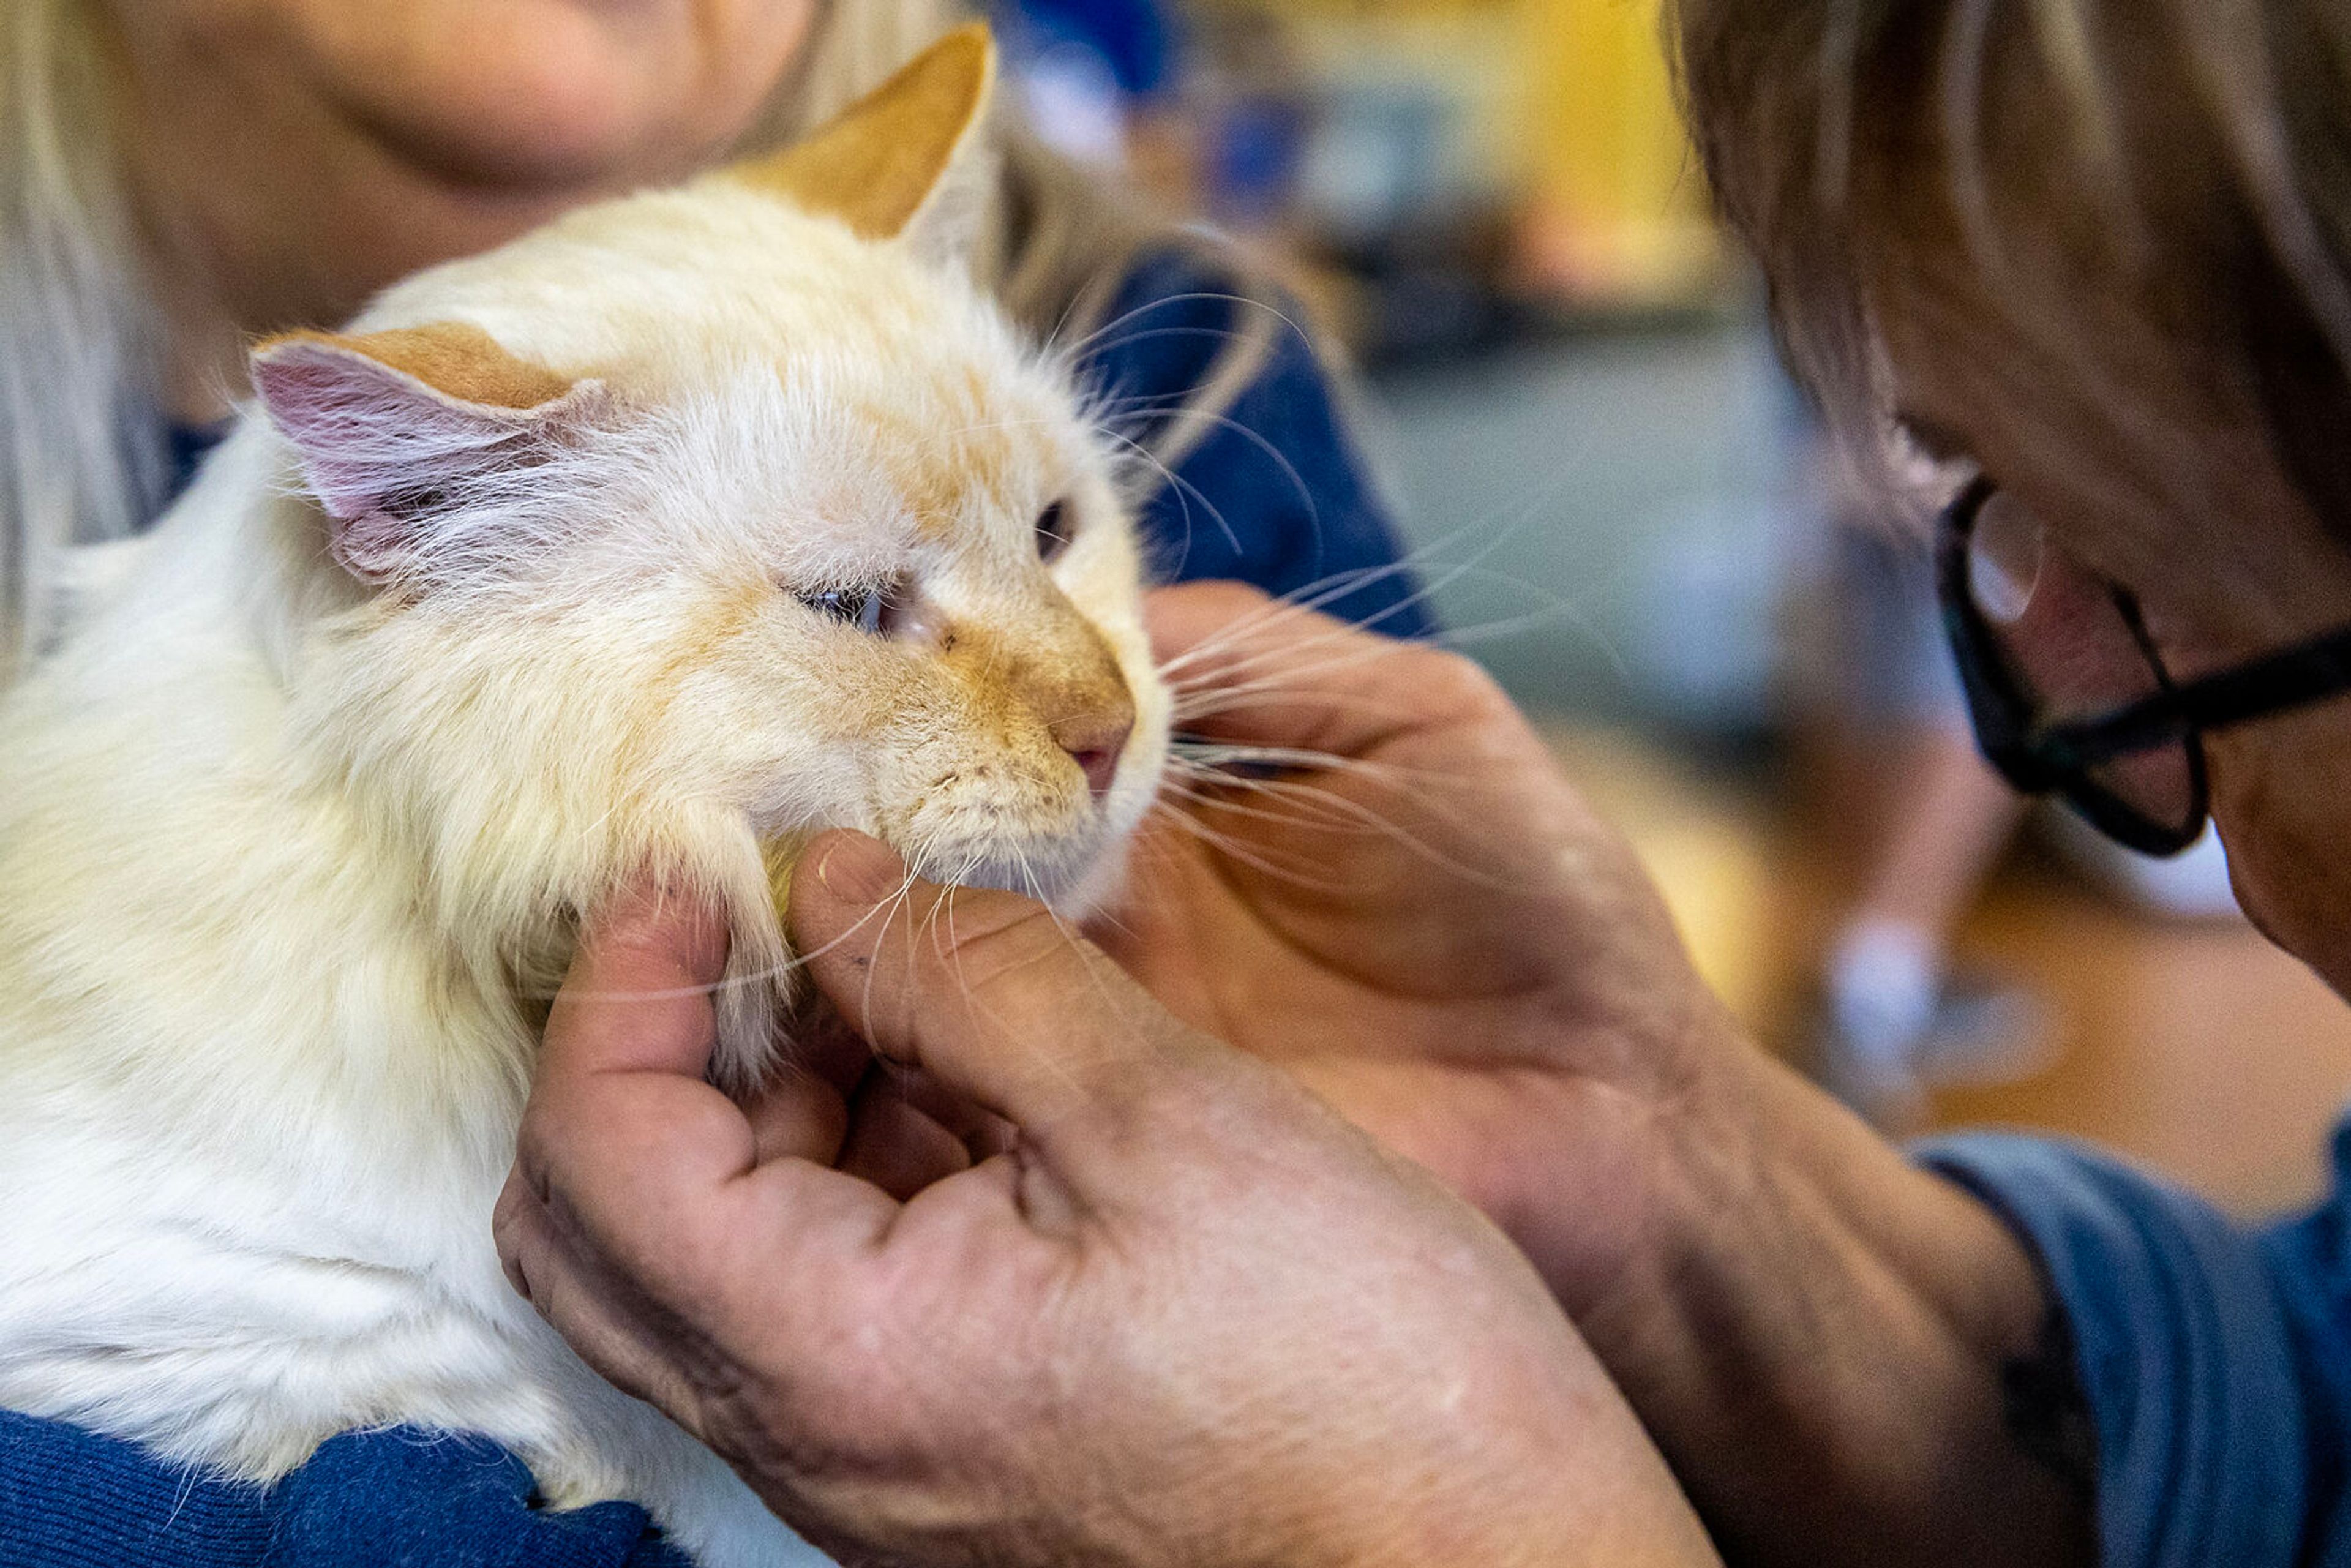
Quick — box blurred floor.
[1561,728,2351,1218]
[1937,861,2351,1214]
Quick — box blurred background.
[1004,0,2351,1214]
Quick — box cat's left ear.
[250,323,604,583]
[726,23,998,267]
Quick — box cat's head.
[246,28,1169,1082]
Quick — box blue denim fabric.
[0,1416,691,1567]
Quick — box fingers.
[879,1062,1019,1162]
[1146,581,1501,759]
[504,879,899,1354]
[491,1165,727,1426]
[838,1090,974,1200]
[788,831,1203,1176]
[743,995,872,1166]
[523,884,762,1227]
[1143,580,1292,670]
[741,1067,852,1169]
[834,1063,1020,1198]
[541,882,730,1082]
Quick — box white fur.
[0,173,1170,1565]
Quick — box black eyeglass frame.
[1936,477,2351,856]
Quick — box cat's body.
[0,32,1168,1566]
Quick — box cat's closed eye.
[799,584,893,635]
[1036,500,1073,564]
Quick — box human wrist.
[1576,1042,2091,1567]
[1244,1321,1721,1568]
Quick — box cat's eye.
[800,585,890,635]
[1036,500,1073,564]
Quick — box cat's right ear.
[727,23,997,266]
[250,323,604,583]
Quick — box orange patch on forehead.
[846,394,1026,538]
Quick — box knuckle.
[1408,647,1505,712]
[509,1127,556,1201]
[1182,579,1273,617]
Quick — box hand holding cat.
[495,831,1719,1568]
[1103,584,1763,1325]
[1108,587,2078,1568]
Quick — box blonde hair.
[0,0,1275,680]
[1,0,166,675]
[1671,0,2351,526]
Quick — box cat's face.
[671,377,1161,902]
[550,323,1168,904]
[250,28,1169,978]
[255,239,1166,918]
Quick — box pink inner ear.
[250,337,598,583]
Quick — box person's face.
[105,0,820,331]
[1878,282,2351,992]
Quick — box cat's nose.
[1052,703,1134,798]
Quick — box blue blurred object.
[994,0,1177,99]
[1205,96,1310,229]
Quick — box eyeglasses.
[1936,477,2351,856]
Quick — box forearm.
[1565,1040,2094,1568]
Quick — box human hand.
[1099,583,1749,1318]
[493,838,1719,1568]
[1107,585,2087,1568]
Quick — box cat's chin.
[909,838,1127,918]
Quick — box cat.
[0,26,1171,1567]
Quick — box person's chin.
[2224,835,2351,998]
[315,0,793,191]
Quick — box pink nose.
[1054,712,1133,798]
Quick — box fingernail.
[813,833,910,906]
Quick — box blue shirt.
[1924,1125,2351,1567]
[997,0,1176,99]
[1091,250,1430,637]
[0,1420,691,1568]
[0,252,1424,1564]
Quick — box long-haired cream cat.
[0,28,1169,1566]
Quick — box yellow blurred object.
[1179,0,1722,310]
[1515,0,1722,308]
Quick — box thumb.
[539,881,731,1086]
[787,831,1200,1168]
[517,882,752,1258]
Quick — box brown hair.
[1670,0,2351,529]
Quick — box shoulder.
[1078,246,1288,399]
